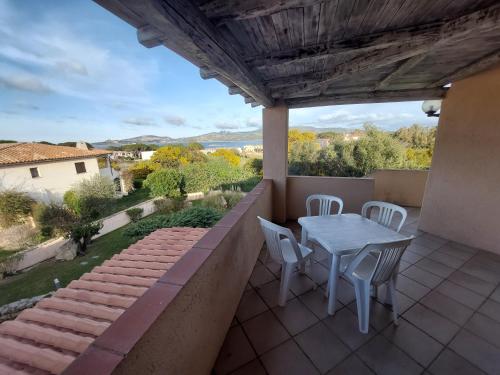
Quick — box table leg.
[327,254,341,315]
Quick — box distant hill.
[91,126,354,148]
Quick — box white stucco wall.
[140,151,155,160]
[0,158,101,203]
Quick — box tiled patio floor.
[214,208,500,375]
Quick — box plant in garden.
[200,193,227,212]
[33,203,77,237]
[151,144,206,168]
[143,169,186,198]
[126,207,144,222]
[153,197,185,214]
[0,190,35,228]
[124,206,222,239]
[221,191,244,209]
[128,160,161,179]
[69,221,103,255]
[211,148,241,166]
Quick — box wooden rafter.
[201,0,324,23]
[290,3,500,97]
[376,54,428,90]
[96,0,274,107]
[285,88,448,108]
[429,50,500,87]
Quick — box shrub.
[153,197,185,214]
[211,149,240,166]
[33,203,77,237]
[0,190,35,228]
[221,191,245,209]
[126,207,144,222]
[75,174,116,200]
[144,169,186,198]
[168,206,222,227]
[63,190,80,214]
[69,221,103,254]
[128,160,161,179]
[124,206,222,239]
[133,178,144,189]
[200,193,227,212]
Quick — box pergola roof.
[95,0,500,108]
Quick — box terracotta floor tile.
[478,299,500,324]
[450,329,500,375]
[214,326,256,375]
[420,290,474,325]
[256,279,294,308]
[242,311,290,355]
[382,319,443,367]
[428,349,485,375]
[272,298,318,336]
[326,355,374,375]
[249,264,276,287]
[298,288,333,319]
[229,359,266,375]
[402,265,444,289]
[403,303,459,344]
[323,308,375,350]
[415,258,455,278]
[260,339,319,375]
[288,272,316,296]
[464,312,500,349]
[447,270,496,296]
[357,335,423,375]
[396,274,431,301]
[435,280,485,309]
[236,289,269,322]
[295,322,350,374]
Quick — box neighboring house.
[111,150,138,159]
[0,143,111,202]
[140,150,155,160]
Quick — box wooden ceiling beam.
[429,50,500,87]
[376,54,427,90]
[200,0,324,23]
[245,3,500,70]
[292,3,500,96]
[286,88,448,108]
[96,0,274,107]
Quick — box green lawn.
[0,224,135,307]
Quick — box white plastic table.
[298,213,407,315]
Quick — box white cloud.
[123,117,157,127]
[164,115,186,126]
[0,1,158,104]
[246,116,261,128]
[214,122,241,130]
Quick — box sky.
[0,0,438,143]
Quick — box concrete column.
[263,105,288,223]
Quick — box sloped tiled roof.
[0,227,208,374]
[0,143,111,166]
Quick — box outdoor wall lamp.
[422,100,442,117]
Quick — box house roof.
[0,227,208,374]
[0,143,111,167]
[93,0,500,108]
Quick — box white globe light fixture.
[422,100,442,117]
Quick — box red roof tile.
[0,227,208,374]
[0,143,111,166]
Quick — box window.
[30,167,39,178]
[75,162,87,174]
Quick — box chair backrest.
[346,238,414,285]
[306,194,343,216]
[257,216,303,264]
[361,201,407,232]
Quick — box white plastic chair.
[361,201,407,233]
[306,194,343,216]
[258,216,315,306]
[339,237,414,333]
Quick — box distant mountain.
[91,126,355,148]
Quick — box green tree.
[212,148,241,166]
[151,144,206,168]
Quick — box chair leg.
[353,279,371,334]
[387,277,399,325]
[279,262,293,307]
